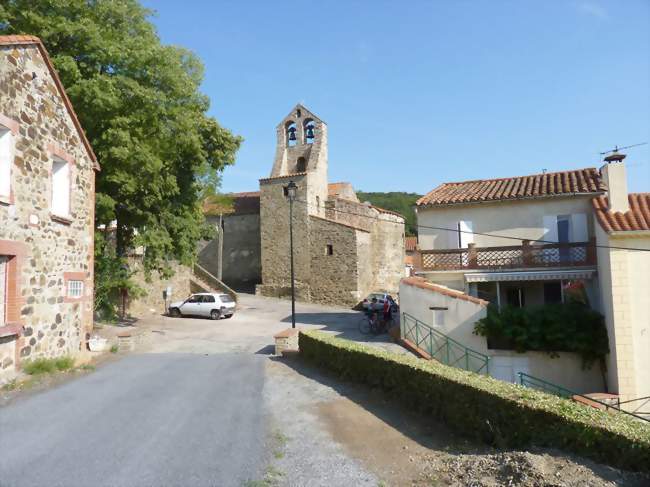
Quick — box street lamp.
[285,181,298,328]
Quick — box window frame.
[0,115,19,204]
[48,144,75,223]
[63,272,86,303]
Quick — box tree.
[356,191,422,235]
[1,1,242,276]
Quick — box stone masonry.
[0,36,98,382]
[207,104,405,307]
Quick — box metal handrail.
[401,312,490,375]
[518,372,650,422]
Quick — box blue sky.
[142,0,649,194]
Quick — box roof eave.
[416,191,605,209]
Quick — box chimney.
[600,151,629,213]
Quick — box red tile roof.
[328,182,350,196]
[417,168,604,207]
[592,193,650,233]
[405,236,417,252]
[0,35,99,170]
[401,277,488,307]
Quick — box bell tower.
[269,104,328,214]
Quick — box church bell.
[305,125,315,140]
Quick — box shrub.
[299,330,650,472]
[22,356,74,375]
[473,303,609,368]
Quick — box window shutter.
[542,215,558,243]
[0,129,12,197]
[459,220,474,248]
[570,213,588,242]
[447,222,460,249]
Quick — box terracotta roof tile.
[0,35,99,170]
[405,236,418,252]
[593,193,650,233]
[259,172,307,183]
[417,168,604,207]
[401,277,488,307]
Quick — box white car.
[168,293,236,320]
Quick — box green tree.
[1,1,242,275]
[356,191,422,235]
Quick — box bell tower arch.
[269,104,328,215]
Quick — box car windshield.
[369,294,385,300]
[220,295,234,303]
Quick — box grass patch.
[110,345,119,353]
[299,330,650,473]
[22,356,75,375]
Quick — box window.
[544,282,563,304]
[202,295,215,303]
[506,287,525,308]
[67,280,83,298]
[304,119,315,144]
[51,157,71,217]
[286,121,297,147]
[0,256,7,326]
[0,127,13,199]
[220,295,234,303]
[326,244,333,255]
[297,157,307,172]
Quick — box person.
[367,297,378,326]
[382,298,392,327]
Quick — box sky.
[141,0,650,195]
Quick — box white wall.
[417,196,595,250]
[597,223,650,401]
[399,278,604,393]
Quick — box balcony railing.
[418,239,596,271]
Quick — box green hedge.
[299,330,650,472]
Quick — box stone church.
[200,104,405,307]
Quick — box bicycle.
[358,314,389,335]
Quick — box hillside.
[356,192,422,236]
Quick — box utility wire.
[291,197,650,253]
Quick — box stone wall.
[370,211,405,294]
[199,213,261,292]
[126,259,195,318]
[0,42,96,381]
[258,173,312,300]
[308,216,362,306]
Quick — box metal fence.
[401,312,490,375]
[518,372,650,423]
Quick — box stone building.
[200,105,405,306]
[0,35,98,381]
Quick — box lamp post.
[285,181,298,328]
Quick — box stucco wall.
[596,223,650,401]
[199,213,261,291]
[417,196,596,250]
[399,279,603,393]
[0,43,95,380]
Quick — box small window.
[51,157,71,217]
[220,295,234,303]
[187,295,200,303]
[297,157,307,172]
[326,244,333,256]
[0,127,13,198]
[202,295,215,303]
[67,280,83,298]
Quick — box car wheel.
[169,308,181,317]
[210,309,221,320]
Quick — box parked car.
[168,293,236,320]
[362,292,398,312]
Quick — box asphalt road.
[0,353,267,487]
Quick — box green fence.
[518,372,575,398]
[401,312,490,375]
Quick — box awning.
[464,269,596,283]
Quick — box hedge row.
[299,330,650,472]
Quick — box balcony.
[418,239,597,271]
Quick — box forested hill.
[356,192,422,236]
